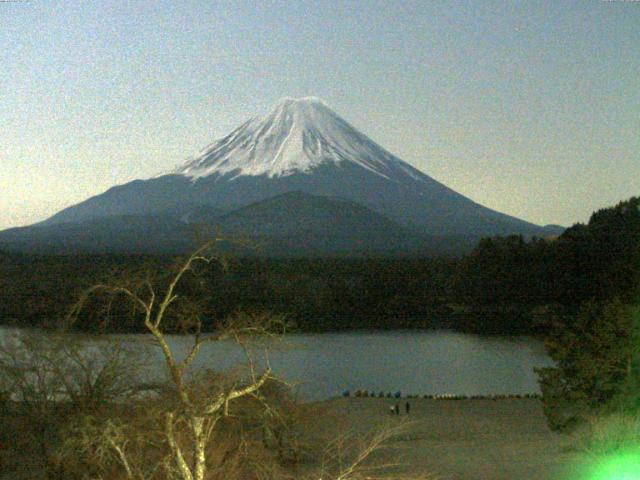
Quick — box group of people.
[389,401,410,415]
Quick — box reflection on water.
[0,328,552,401]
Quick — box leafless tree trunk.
[68,240,285,480]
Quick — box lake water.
[0,328,552,401]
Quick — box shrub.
[570,412,640,456]
[536,298,637,431]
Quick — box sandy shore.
[1,397,582,480]
[310,397,580,480]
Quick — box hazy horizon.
[2,1,638,230]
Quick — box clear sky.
[1,0,638,230]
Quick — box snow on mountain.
[174,97,406,181]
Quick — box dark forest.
[1,197,638,336]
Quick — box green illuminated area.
[576,448,640,480]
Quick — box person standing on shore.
[405,401,410,414]
[394,404,400,415]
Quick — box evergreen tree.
[536,298,637,431]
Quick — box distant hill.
[214,191,478,257]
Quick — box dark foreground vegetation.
[1,197,638,336]
[0,244,429,480]
[0,197,638,478]
[526,197,640,475]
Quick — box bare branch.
[205,368,272,417]
[165,412,194,480]
[153,240,221,329]
[57,240,301,480]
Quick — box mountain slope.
[1,192,466,256]
[42,97,558,238]
[0,215,195,254]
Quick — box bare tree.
[56,401,168,480]
[59,241,441,480]
[0,330,150,479]
[67,240,287,480]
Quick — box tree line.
[453,196,640,308]
[1,197,638,336]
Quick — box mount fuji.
[1,98,562,256]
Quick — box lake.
[0,328,552,401]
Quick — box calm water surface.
[0,328,552,401]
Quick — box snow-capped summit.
[175,97,404,180]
